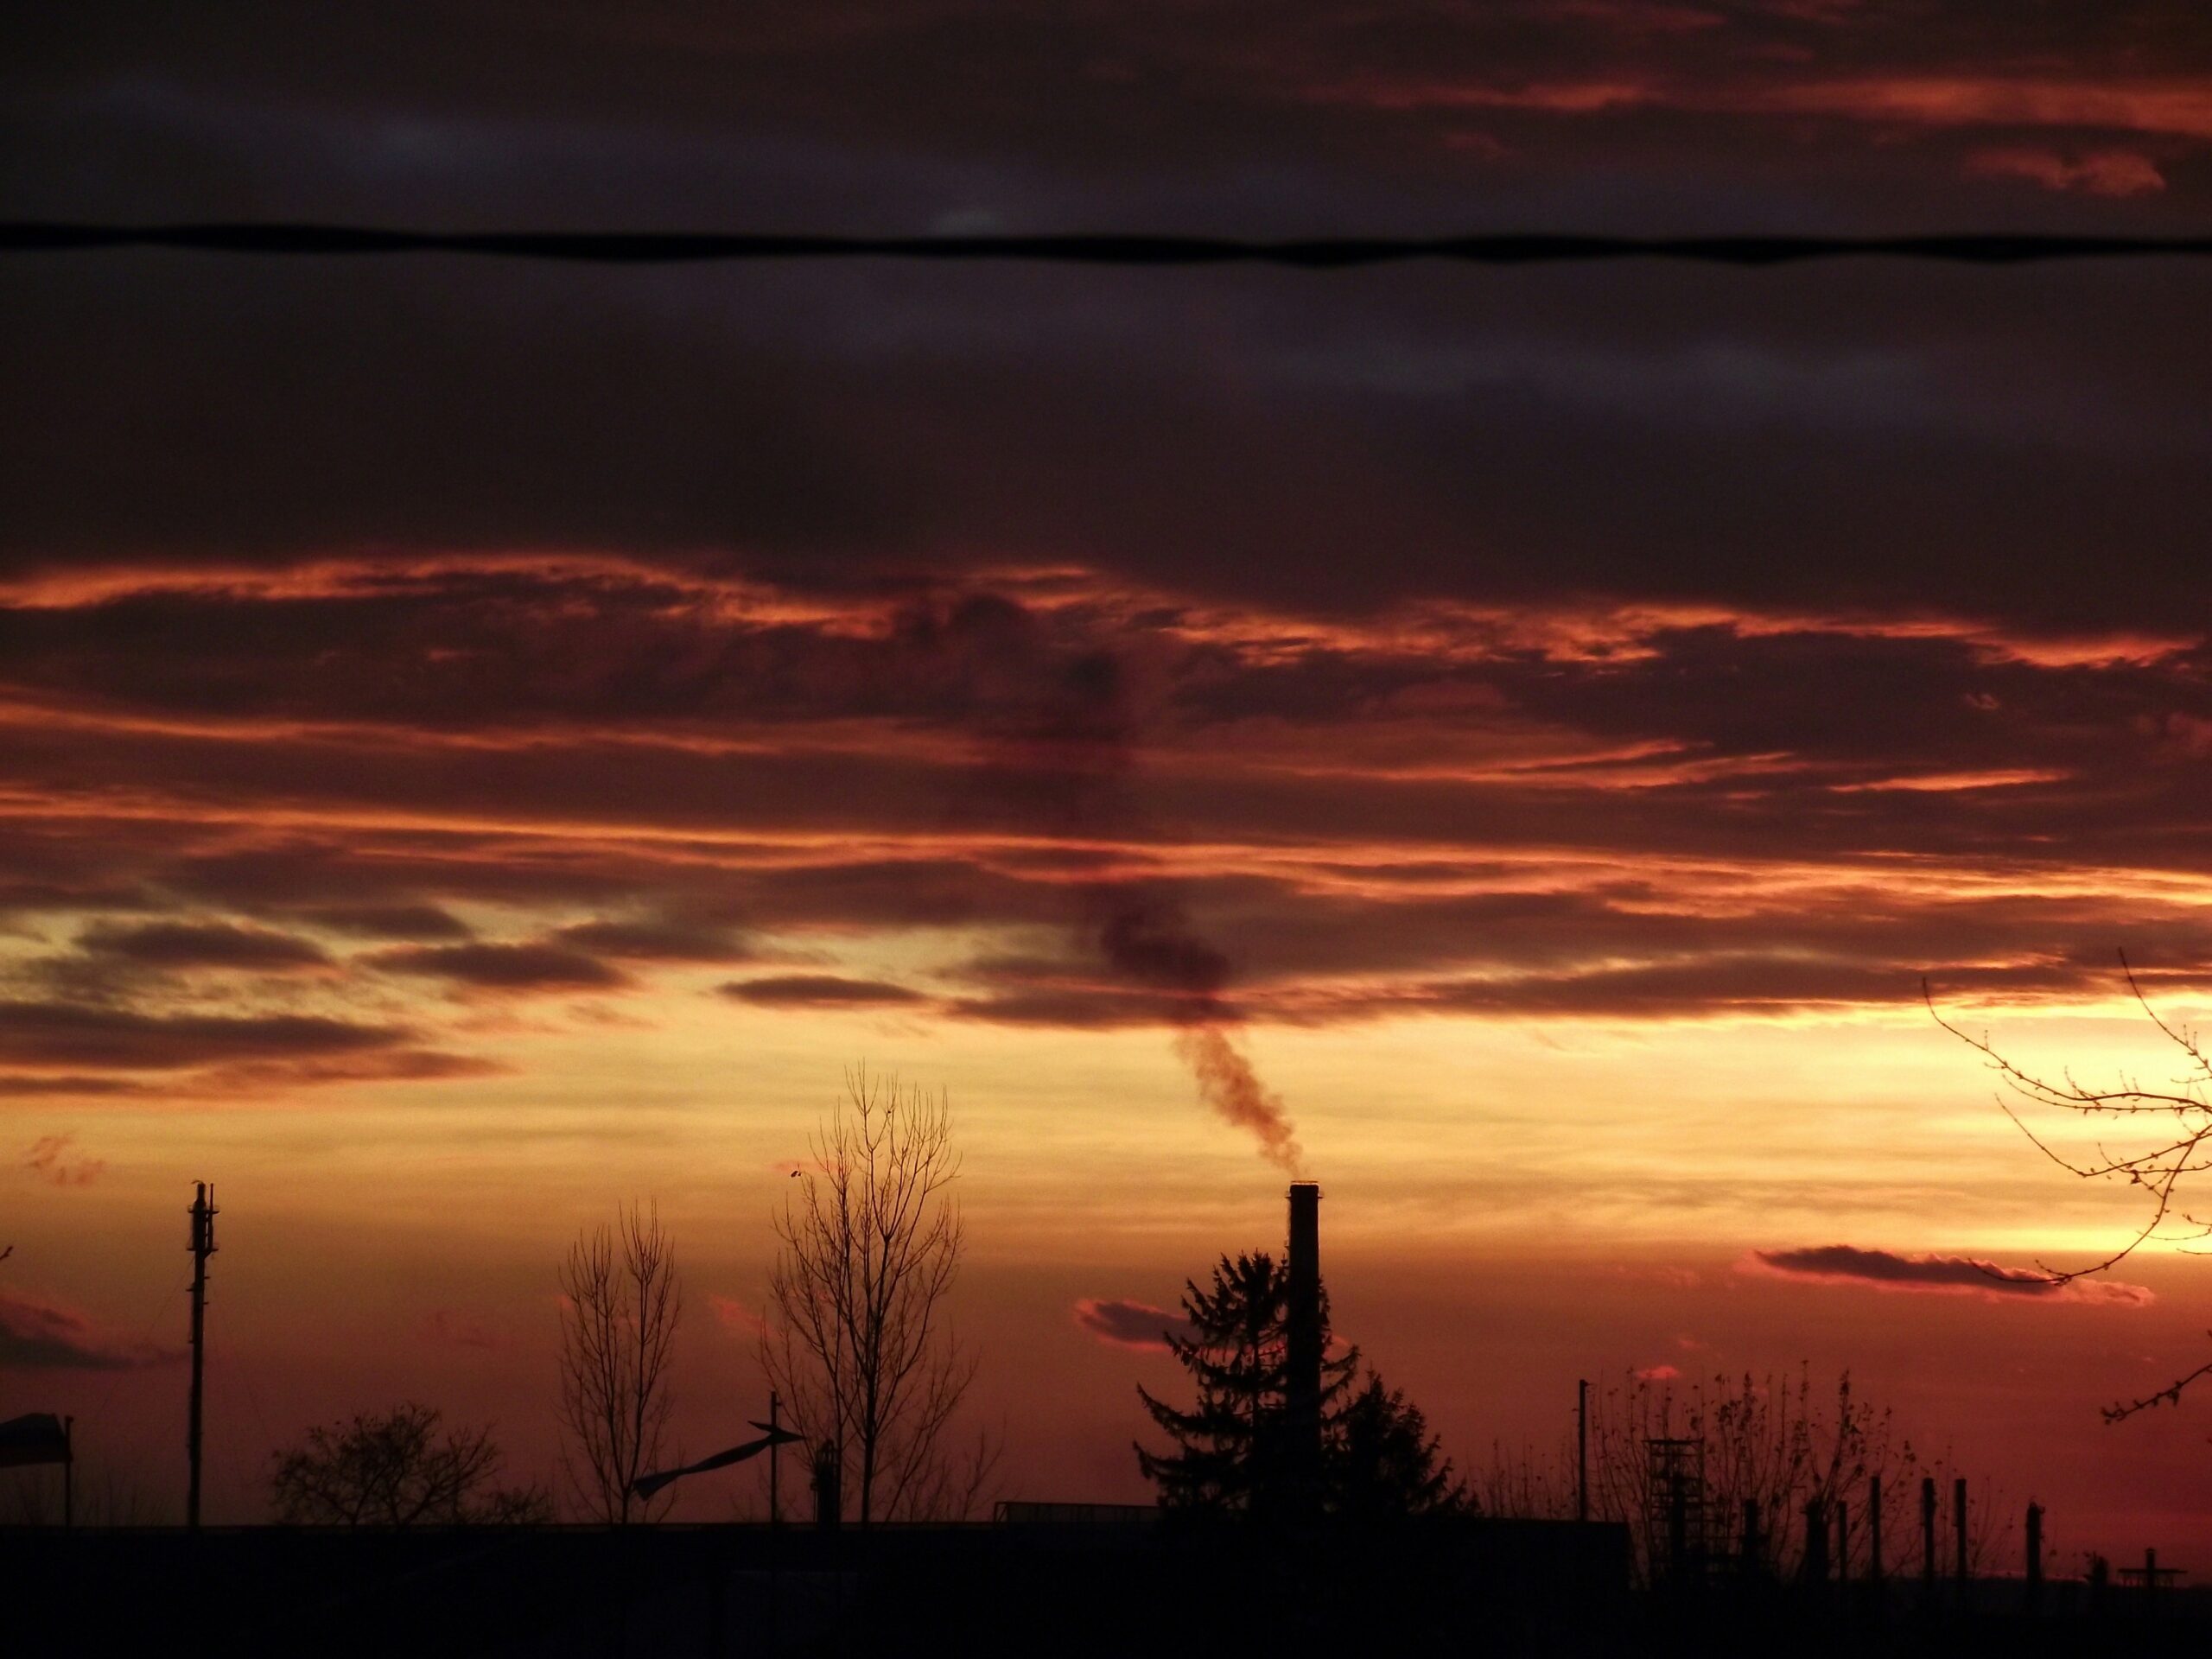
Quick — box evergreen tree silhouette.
[1135,1249,1357,1514]
[1329,1372,1465,1519]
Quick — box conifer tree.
[1329,1372,1465,1519]
[1135,1249,1357,1513]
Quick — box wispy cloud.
[0,1290,183,1370]
[709,1294,768,1338]
[1073,1297,1192,1351]
[719,975,925,1008]
[1749,1245,2153,1306]
[22,1134,103,1187]
[374,942,629,994]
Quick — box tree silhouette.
[1135,1249,1376,1515]
[1496,1365,1944,1584]
[761,1068,996,1522]
[1330,1372,1465,1519]
[556,1201,682,1522]
[270,1404,550,1525]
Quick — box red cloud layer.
[1,559,2209,1103]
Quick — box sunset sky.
[5,0,2212,1562]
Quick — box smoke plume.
[1092,888,1304,1172]
[1173,1027,1303,1173]
[949,591,1304,1169]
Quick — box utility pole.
[187,1181,217,1530]
[767,1390,783,1657]
[1576,1378,1589,1523]
[1920,1476,1936,1592]
[768,1390,781,1527]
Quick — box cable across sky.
[5,222,2212,266]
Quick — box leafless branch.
[2104,1343,2212,1424]
[1925,956,2212,1284]
[270,1403,549,1524]
[1930,954,2212,1416]
[558,1200,682,1522]
[760,1066,998,1522]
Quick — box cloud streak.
[719,975,925,1008]
[0,1290,185,1370]
[1073,1297,1193,1351]
[22,1134,104,1187]
[1751,1245,2154,1306]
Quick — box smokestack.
[1286,1181,1322,1510]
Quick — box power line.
[3,221,2212,266]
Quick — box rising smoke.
[942,588,1305,1171]
[1094,892,1305,1173]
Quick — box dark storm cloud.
[552,918,753,963]
[3,1,2211,1064]
[304,904,474,940]
[373,941,630,992]
[0,1000,408,1071]
[950,889,2212,1014]
[4,0,2212,630]
[719,975,926,1008]
[3,556,2211,1033]
[2,563,2201,862]
[1752,1244,2153,1305]
[10,3,2212,232]
[3,258,2206,636]
[76,918,330,969]
[0,567,1109,733]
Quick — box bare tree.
[270,1403,550,1524]
[557,1200,683,1522]
[1478,1371,2017,1592]
[1929,954,2212,1418]
[761,1067,996,1523]
[1484,1366,1925,1583]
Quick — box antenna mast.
[187,1180,217,1529]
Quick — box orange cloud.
[22,1134,103,1187]
[1964,146,2166,197]
[1312,71,2212,142]
[709,1294,767,1338]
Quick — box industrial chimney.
[1285,1180,1322,1509]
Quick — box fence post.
[1802,1499,1828,1586]
[1868,1476,1882,1588]
[2024,1502,2043,1612]
[1953,1477,1968,1588]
